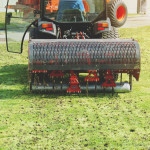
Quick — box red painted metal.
[133,69,140,81]
[102,70,116,87]
[116,5,126,21]
[67,71,81,93]
[50,70,64,78]
[84,70,99,82]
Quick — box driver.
[57,0,86,21]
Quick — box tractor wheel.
[102,26,119,39]
[108,0,128,27]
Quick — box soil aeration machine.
[5,0,141,94]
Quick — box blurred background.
[0,0,150,43]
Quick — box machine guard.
[5,0,40,53]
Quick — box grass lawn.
[0,26,150,149]
[0,12,5,29]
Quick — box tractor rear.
[5,0,140,94]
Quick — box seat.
[61,9,84,22]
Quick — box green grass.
[128,13,141,16]
[0,12,5,29]
[0,26,150,149]
[0,12,33,31]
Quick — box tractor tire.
[108,0,128,27]
[102,26,119,39]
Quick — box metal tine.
[30,73,34,91]
[95,81,97,97]
[112,87,114,96]
[43,74,47,87]
[61,79,63,92]
[86,81,88,96]
[103,88,105,96]
[129,73,132,91]
[37,74,40,86]
[34,73,37,86]
[39,74,42,86]
[120,73,122,85]
[53,79,55,93]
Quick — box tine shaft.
[61,80,62,91]
[120,73,122,85]
[112,87,114,96]
[86,81,88,96]
[53,79,55,93]
[103,88,105,96]
[34,74,37,86]
[129,74,132,91]
[37,74,40,85]
[95,81,97,97]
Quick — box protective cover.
[29,39,140,73]
[5,0,40,53]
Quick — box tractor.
[5,0,140,94]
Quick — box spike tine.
[37,74,40,85]
[86,81,88,96]
[112,87,114,96]
[103,88,105,96]
[53,79,55,93]
[95,81,97,97]
[120,73,122,85]
[43,74,46,87]
[34,74,37,86]
[61,81,62,91]
[129,74,132,91]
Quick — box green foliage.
[0,26,150,149]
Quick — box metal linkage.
[84,70,99,82]
[102,70,116,87]
[67,71,81,93]
[84,70,99,96]
[102,70,116,95]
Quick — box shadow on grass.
[0,64,28,85]
[0,64,119,100]
[0,23,5,30]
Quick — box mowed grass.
[0,26,150,149]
